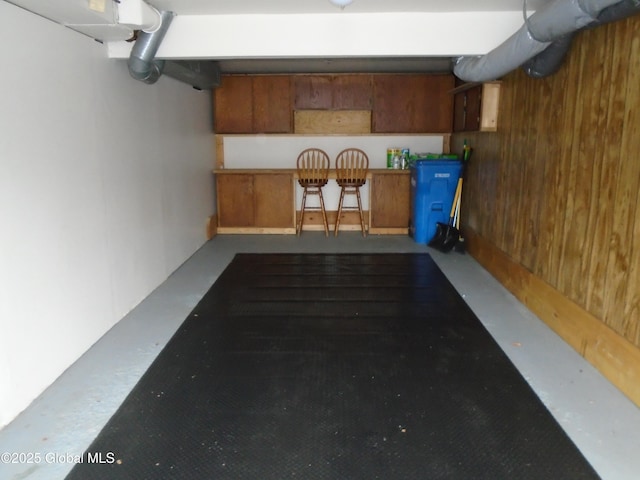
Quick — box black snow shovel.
[428,177,462,252]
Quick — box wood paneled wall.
[453,16,640,403]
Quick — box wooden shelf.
[448,82,482,95]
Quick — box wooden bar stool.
[334,148,369,237]
[296,148,330,236]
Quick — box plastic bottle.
[401,148,410,170]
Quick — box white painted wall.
[0,2,214,428]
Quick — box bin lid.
[412,159,462,168]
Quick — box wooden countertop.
[213,168,411,176]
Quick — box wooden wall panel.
[610,21,640,343]
[452,16,640,367]
[584,25,622,320]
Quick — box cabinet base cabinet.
[215,170,411,235]
[216,172,296,233]
[254,174,296,228]
[369,171,411,234]
[217,174,255,228]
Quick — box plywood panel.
[294,110,371,134]
[479,83,501,132]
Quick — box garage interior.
[1,1,640,479]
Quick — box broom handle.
[453,192,460,228]
[449,178,463,222]
[455,178,463,230]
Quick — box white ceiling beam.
[108,12,526,59]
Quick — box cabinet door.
[253,174,294,228]
[253,76,292,133]
[332,75,372,110]
[464,85,482,131]
[294,75,372,110]
[453,90,467,132]
[294,76,332,110]
[372,74,454,133]
[453,83,501,132]
[217,174,254,227]
[214,76,253,133]
[369,173,411,230]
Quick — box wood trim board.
[466,228,640,408]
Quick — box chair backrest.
[335,148,369,186]
[296,148,330,186]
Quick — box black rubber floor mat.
[66,253,600,479]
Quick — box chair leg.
[318,188,329,237]
[297,188,308,235]
[334,187,345,236]
[356,187,366,237]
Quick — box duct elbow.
[127,10,174,85]
[128,56,165,84]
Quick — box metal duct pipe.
[521,33,576,78]
[128,10,174,85]
[523,0,640,78]
[585,0,640,27]
[453,0,628,82]
[524,0,619,42]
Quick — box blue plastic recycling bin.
[409,160,462,244]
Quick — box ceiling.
[144,0,550,75]
[148,0,547,15]
[8,0,552,75]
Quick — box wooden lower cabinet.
[369,171,411,234]
[215,169,411,235]
[216,171,295,233]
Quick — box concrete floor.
[1,233,639,480]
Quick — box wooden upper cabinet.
[215,73,455,134]
[214,76,253,133]
[294,75,372,110]
[372,74,454,133]
[331,75,372,109]
[452,82,501,132]
[215,75,292,134]
[294,76,333,110]
[453,84,482,132]
[252,76,292,133]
